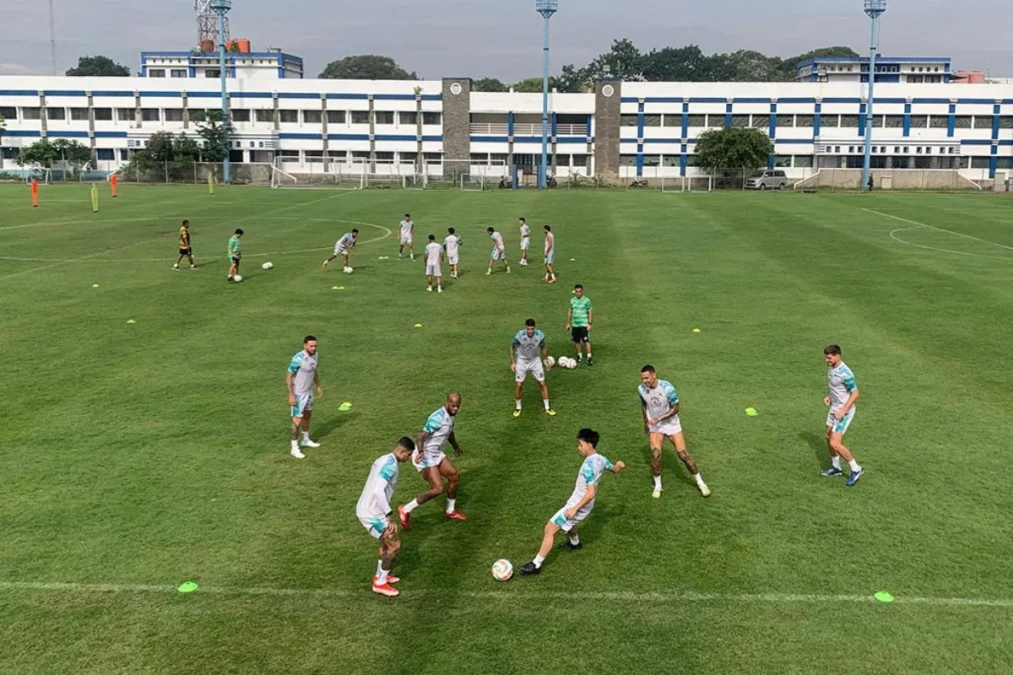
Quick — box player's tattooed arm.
[416,429,431,452]
[658,403,679,421]
[448,431,461,456]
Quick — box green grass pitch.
[1,183,1013,674]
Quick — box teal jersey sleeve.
[581,458,598,485]
[662,381,679,405]
[423,410,444,433]
[287,352,303,374]
[842,367,857,392]
[603,456,614,471]
[378,456,397,482]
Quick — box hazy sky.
[2,0,1010,79]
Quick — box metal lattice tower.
[861,0,887,192]
[195,0,229,51]
[536,0,559,190]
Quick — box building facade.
[140,50,304,81]
[796,57,951,84]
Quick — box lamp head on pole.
[864,0,886,18]
[536,0,558,19]
[210,0,232,12]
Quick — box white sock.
[446,498,456,514]
[543,399,550,411]
[404,499,420,514]
[301,431,310,441]
[515,399,522,411]
[848,459,861,472]
[376,565,388,585]
[533,554,545,568]
[291,440,299,451]
[653,475,662,491]
[376,560,384,577]
[569,534,580,545]
[831,456,842,470]
[694,473,706,488]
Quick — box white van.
[745,169,788,190]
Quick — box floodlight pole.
[212,0,232,183]
[536,0,558,190]
[862,0,886,192]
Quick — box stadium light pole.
[211,0,233,183]
[536,0,558,190]
[862,0,886,192]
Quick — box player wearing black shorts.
[565,284,594,366]
[173,220,197,270]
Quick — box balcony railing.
[470,122,589,136]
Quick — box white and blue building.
[140,50,304,81]
[796,56,951,84]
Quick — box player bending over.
[398,214,415,261]
[227,228,243,281]
[323,229,358,272]
[822,344,864,487]
[286,335,323,459]
[518,217,531,266]
[519,428,625,575]
[639,365,710,498]
[486,227,510,275]
[543,225,557,284]
[173,219,197,270]
[511,319,555,417]
[424,234,444,293]
[444,228,461,278]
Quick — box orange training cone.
[110,173,118,198]
[31,179,39,208]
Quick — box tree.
[319,55,416,80]
[196,110,234,163]
[66,55,130,77]
[780,46,860,80]
[474,78,509,93]
[512,77,555,93]
[693,127,774,175]
[51,139,93,174]
[584,39,645,83]
[16,139,57,171]
[554,64,589,93]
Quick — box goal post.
[658,175,713,193]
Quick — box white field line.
[887,227,1013,262]
[864,209,1013,252]
[1,581,1012,608]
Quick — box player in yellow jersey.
[173,220,197,270]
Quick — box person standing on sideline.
[486,227,511,275]
[424,234,444,293]
[543,225,557,284]
[227,228,243,281]
[518,217,531,266]
[822,345,864,487]
[510,319,555,417]
[566,284,593,366]
[398,214,415,261]
[398,392,467,529]
[286,335,323,459]
[173,220,197,270]
[444,227,462,279]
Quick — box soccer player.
[638,365,710,498]
[518,217,531,266]
[519,428,625,576]
[566,284,593,366]
[398,391,467,528]
[285,335,323,459]
[444,227,461,279]
[510,319,555,417]
[424,234,444,293]
[227,228,243,281]
[173,219,197,270]
[486,227,510,275]
[822,345,864,487]
[322,229,358,272]
[356,437,416,597]
[543,225,557,284]
[398,213,415,261]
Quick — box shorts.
[426,263,442,278]
[400,234,413,246]
[359,514,389,539]
[491,248,504,261]
[520,238,530,251]
[179,248,192,257]
[413,450,446,472]
[544,253,554,265]
[448,254,459,265]
[515,359,545,383]
[550,504,591,533]
[648,415,683,437]
[230,256,241,266]
[291,393,314,418]
[826,408,856,435]
[571,326,589,343]
[333,244,349,256]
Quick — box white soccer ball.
[233,275,243,283]
[261,262,273,270]
[546,356,556,368]
[491,559,513,582]
[343,266,353,274]
[557,357,571,369]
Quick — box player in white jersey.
[518,217,531,266]
[510,319,555,417]
[356,436,416,597]
[285,335,323,459]
[424,234,444,293]
[519,429,625,575]
[444,227,461,278]
[398,391,467,529]
[485,227,511,275]
[542,224,557,284]
[638,365,710,498]
[322,229,358,273]
[398,213,415,261]
[822,345,864,486]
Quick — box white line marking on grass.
[865,209,1013,252]
[888,227,1013,262]
[2,581,1012,609]
[0,238,167,280]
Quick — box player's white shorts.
[544,252,555,265]
[515,359,545,383]
[448,254,459,265]
[400,234,413,246]
[413,449,446,472]
[520,238,530,251]
[491,248,505,261]
[291,393,314,418]
[826,408,856,435]
[426,263,442,277]
[358,513,389,539]
[333,244,349,256]
[550,503,592,533]
[648,415,682,437]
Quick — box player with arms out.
[543,225,557,284]
[173,219,197,270]
[398,392,466,528]
[511,319,555,417]
[518,217,531,266]
[822,344,864,486]
[398,213,415,261]
[486,227,511,276]
[519,428,625,575]
[444,227,461,279]
[356,437,416,597]
[285,335,323,459]
[227,228,243,282]
[639,365,710,498]
[566,283,593,366]
[322,229,358,273]
[424,234,444,293]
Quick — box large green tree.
[474,78,509,93]
[196,111,234,163]
[66,55,131,77]
[16,138,92,175]
[319,55,417,80]
[693,127,774,174]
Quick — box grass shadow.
[800,431,830,470]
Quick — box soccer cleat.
[227,276,234,281]
[486,270,492,276]
[699,484,711,498]
[397,505,411,530]
[519,561,541,576]
[410,255,415,261]
[652,489,662,499]
[372,581,399,597]
[172,265,181,271]
[426,286,432,293]
[445,510,467,521]
[373,574,400,584]
[506,267,511,274]
[544,408,557,417]
[559,540,583,551]
[512,409,522,418]
[437,287,443,294]
[398,254,403,260]
[576,354,583,363]
[290,448,306,459]
[846,468,864,487]
[587,357,593,367]
[190,265,198,270]
[300,438,321,448]
[822,467,843,477]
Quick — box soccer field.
[2,184,1013,674]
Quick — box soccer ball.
[233,275,243,283]
[343,266,353,274]
[546,356,556,368]
[261,262,273,270]
[491,559,513,582]
[558,357,574,369]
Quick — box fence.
[794,169,994,192]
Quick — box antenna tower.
[195,0,229,51]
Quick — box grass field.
[2,183,1013,674]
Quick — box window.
[776,115,794,128]
[303,110,321,124]
[642,155,661,167]
[970,157,991,170]
[642,115,661,127]
[399,152,418,164]
[205,69,221,78]
[916,147,923,154]
[255,109,273,123]
[750,115,767,129]
[620,115,639,127]
[305,150,324,162]
[1,147,18,160]
[375,151,394,162]
[885,115,904,128]
[685,115,704,127]
[164,109,184,122]
[870,156,887,169]
[46,107,66,120]
[774,155,791,167]
[351,111,369,124]
[94,107,113,121]
[954,116,972,129]
[327,110,346,124]
[845,156,864,169]
[278,110,298,123]
[422,112,441,125]
[821,115,840,128]
[95,148,115,161]
[231,109,250,122]
[423,152,442,163]
[118,108,135,121]
[400,111,417,126]
[840,115,859,128]
[930,116,948,129]
[997,157,1013,170]
[909,115,928,128]
[0,106,16,119]
[664,114,684,127]
[796,115,814,127]
[470,153,489,164]
[171,69,187,78]
[794,155,814,168]
[619,155,637,167]
[571,154,589,169]
[662,155,680,167]
[731,115,749,128]
[188,109,207,122]
[141,108,159,122]
[1000,117,1013,129]
[374,111,394,125]
[278,149,300,159]
[972,116,992,130]
[894,146,901,154]
[148,69,166,78]
[120,149,129,161]
[70,108,90,121]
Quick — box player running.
[398,391,466,528]
[424,234,444,293]
[398,213,415,261]
[173,219,197,270]
[227,228,243,281]
[322,229,358,273]
[518,217,531,266]
[822,345,864,487]
[566,284,593,366]
[356,437,416,597]
[444,227,461,278]
[518,428,625,576]
[543,225,557,284]
[285,335,323,459]
[486,227,511,275]
[511,319,555,417]
[638,365,710,498]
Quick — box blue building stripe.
[4,130,42,137]
[814,102,822,137]
[325,133,370,141]
[43,90,87,97]
[139,91,183,98]
[858,102,867,137]
[188,92,222,98]
[725,102,733,128]
[681,100,689,140]
[556,137,586,144]
[325,93,369,100]
[94,131,128,138]
[947,103,956,137]
[822,97,862,104]
[636,100,645,177]
[47,131,89,138]
[688,97,727,104]
[373,94,417,101]
[680,143,687,177]
[903,102,912,137]
[231,92,273,99]
[777,97,817,104]
[472,135,509,143]
[91,91,134,97]
[0,89,38,96]
[280,132,324,140]
[278,92,319,99]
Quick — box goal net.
[425,159,508,190]
[270,157,364,190]
[658,175,713,193]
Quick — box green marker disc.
[339,402,352,412]
[745,408,758,417]
[177,581,199,594]
[126,319,136,324]
[874,591,894,603]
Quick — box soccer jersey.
[444,235,460,257]
[336,232,356,252]
[228,235,241,258]
[569,296,592,327]
[422,406,456,455]
[400,220,414,239]
[512,329,545,363]
[827,363,858,412]
[356,453,399,520]
[287,350,318,396]
[520,224,531,241]
[638,380,679,421]
[179,227,190,248]
[564,453,614,511]
[490,231,504,251]
[544,233,555,257]
[425,242,442,265]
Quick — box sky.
[2,0,1010,79]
